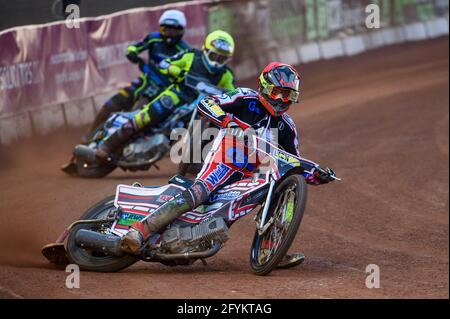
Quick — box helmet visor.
[266,65,300,91]
[160,25,184,38]
[211,38,233,55]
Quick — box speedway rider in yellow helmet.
[88,30,236,163]
[202,30,235,73]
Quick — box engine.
[161,217,230,254]
[122,134,170,166]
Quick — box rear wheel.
[250,175,307,276]
[73,124,117,178]
[66,195,138,272]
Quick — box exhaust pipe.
[73,145,97,163]
[75,229,221,261]
[75,229,123,256]
[154,242,221,261]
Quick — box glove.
[167,65,186,81]
[126,52,141,64]
[227,121,241,129]
[313,167,336,184]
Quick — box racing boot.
[120,182,209,254]
[260,238,305,269]
[95,118,140,163]
[277,253,305,269]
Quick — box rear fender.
[110,183,186,236]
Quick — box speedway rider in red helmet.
[120,62,337,267]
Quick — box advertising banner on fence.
[0,2,208,117]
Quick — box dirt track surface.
[0,38,448,299]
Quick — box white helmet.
[159,9,187,29]
[158,10,187,44]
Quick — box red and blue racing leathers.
[195,87,322,195]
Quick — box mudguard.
[111,177,270,235]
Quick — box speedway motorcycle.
[44,130,340,275]
[62,72,220,178]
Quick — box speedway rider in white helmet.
[87,9,190,132]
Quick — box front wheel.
[66,195,138,272]
[250,175,307,276]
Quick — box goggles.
[263,85,299,103]
[160,25,184,38]
[205,49,231,66]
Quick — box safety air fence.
[0,0,448,144]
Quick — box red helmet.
[258,62,300,117]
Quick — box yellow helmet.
[202,30,235,72]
